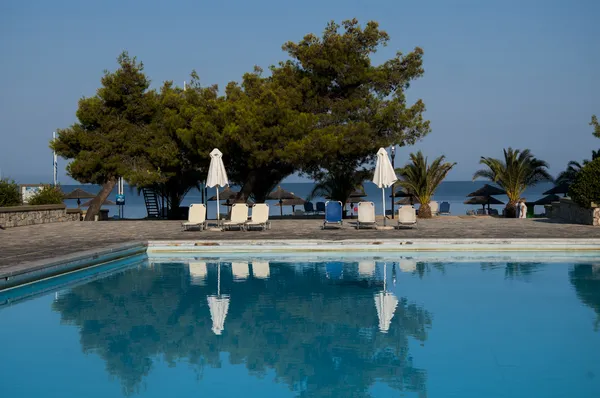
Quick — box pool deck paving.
[2,216,600,272]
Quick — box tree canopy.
[53,20,430,218]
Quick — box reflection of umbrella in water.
[207,263,230,335]
[464,196,504,212]
[374,262,398,333]
[81,198,116,207]
[268,186,301,216]
[63,188,96,207]
[543,182,570,197]
[275,197,306,213]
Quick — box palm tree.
[473,148,552,218]
[395,151,456,218]
[556,150,600,186]
[308,168,371,215]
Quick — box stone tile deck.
[1,216,599,270]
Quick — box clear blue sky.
[1,0,598,184]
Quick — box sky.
[0,0,599,184]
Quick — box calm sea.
[61,181,556,219]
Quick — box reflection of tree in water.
[569,264,600,331]
[52,262,433,397]
[415,262,446,279]
[480,262,542,280]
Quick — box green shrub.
[569,157,600,208]
[28,184,65,205]
[0,178,21,207]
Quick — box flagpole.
[53,132,58,186]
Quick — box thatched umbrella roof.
[534,194,561,206]
[543,182,570,196]
[267,186,298,200]
[276,198,306,206]
[348,189,367,199]
[63,188,96,200]
[467,184,506,197]
[208,187,239,201]
[391,187,413,197]
[395,197,420,205]
[464,195,504,212]
[81,198,116,207]
[223,198,254,206]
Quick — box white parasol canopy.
[232,262,249,281]
[252,261,270,279]
[207,263,230,335]
[189,262,207,286]
[206,148,229,223]
[372,148,398,226]
[374,262,398,333]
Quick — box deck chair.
[245,203,271,231]
[222,203,248,231]
[304,202,315,215]
[429,201,439,216]
[316,201,326,214]
[322,201,343,229]
[439,201,451,215]
[397,206,417,229]
[356,201,377,229]
[181,203,207,231]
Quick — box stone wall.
[548,198,600,226]
[0,204,81,228]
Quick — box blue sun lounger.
[322,201,343,229]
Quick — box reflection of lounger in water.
[326,262,344,279]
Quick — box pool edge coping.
[3,238,600,291]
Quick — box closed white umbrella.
[374,262,398,333]
[372,148,398,226]
[207,263,230,335]
[206,148,229,224]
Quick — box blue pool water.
[1,255,599,397]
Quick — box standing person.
[519,199,527,219]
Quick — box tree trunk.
[504,202,517,218]
[84,177,117,221]
[418,203,432,219]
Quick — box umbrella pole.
[280,199,283,217]
[217,263,221,297]
[216,188,220,226]
[382,188,386,226]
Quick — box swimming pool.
[1,252,599,397]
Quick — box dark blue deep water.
[1,255,599,397]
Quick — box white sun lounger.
[182,203,207,231]
[222,203,248,231]
[356,201,377,229]
[245,203,271,231]
[397,206,417,229]
[429,201,439,216]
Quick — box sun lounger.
[397,206,417,229]
[181,203,207,231]
[439,201,451,215]
[245,203,271,231]
[316,201,326,214]
[222,203,248,231]
[356,201,377,229]
[323,201,343,229]
[304,202,315,215]
[429,201,439,216]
